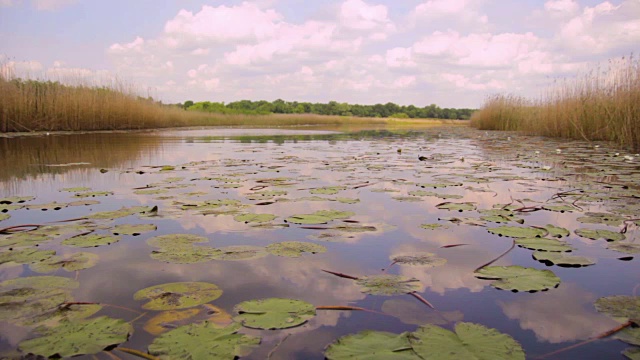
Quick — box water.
[1,126,638,359]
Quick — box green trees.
[179,99,474,120]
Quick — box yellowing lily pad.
[234,298,316,330]
[143,308,200,335]
[266,241,327,257]
[148,322,260,359]
[134,282,223,310]
[356,275,421,296]
[390,253,447,267]
[475,266,560,292]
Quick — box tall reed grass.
[470,55,640,151]
[0,68,449,132]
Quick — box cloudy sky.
[1,0,638,108]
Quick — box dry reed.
[470,55,640,151]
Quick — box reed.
[470,55,640,151]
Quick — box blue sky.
[1,0,638,107]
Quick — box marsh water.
[1,126,639,359]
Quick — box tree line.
[175,99,475,120]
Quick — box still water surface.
[1,126,638,359]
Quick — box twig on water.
[322,269,360,280]
[473,239,516,273]
[115,347,160,360]
[267,334,290,360]
[0,224,43,234]
[408,291,435,309]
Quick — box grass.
[0,69,451,132]
[470,55,640,151]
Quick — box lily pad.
[147,233,209,248]
[24,202,67,211]
[420,223,447,230]
[234,298,316,329]
[543,224,570,238]
[594,296,640,322]
[577,212,625,226]
[436,202,477,212]
[62,234,121,248]
[532,251,595,267]
[475,266,560,292]
[325,330,418,360]
[616,327,640,346]
[0,213,9,222]
[18,316,132,358]
[150,246,221,264]
[148,322,260,359]
[88,206,154,220]
[234,213,277,224]
[111,223,157,236]
[30,252,99,273]
[213,246,268,261]
[515,237,573,252]
[488,226,548,238]
[0,276,78,324]
[575,228,625,242]
[355,275,421,296]
[266,241,327,257]
[60,187,91,192]
[285,210,354,224]
[310,186,346,195]
[542,205,577,213]
[134,282,223,310]
[390,253,447,268]
[23,303,103,328]
[1,233,52,248]
[73,191,113,198]
[624,347,640,360]
[0,248,55,265]
[409,322,525,360]
[608,243,640,254]
[0,196,34,204]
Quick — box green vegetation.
[471,55,640,151]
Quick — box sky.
[1,0,639,108]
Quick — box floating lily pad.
[325,330,417,360]
[390,253,447,268]
[0,204,23,212]
[616,327,640,346]
[148,322,260,358]
[0,196,34,204]
[0,248,55,265]
[18,316,132,358]
[577,212,625,226]
[62,234,120,248]
[234,213,277,224]
[575,228,625,242]
[88,206,154,220]
[543,205,577,213]
[417,181,463,188]
[310,186,346,195]
[30,252,99,273]
[488,226,547,238]
[234,298,316,330]
[285,210,354,224]
[515,237,573,252]
[475,266,560,292]
[336,197,360,204]
[74,191,113,198]
[594,296,640,322]
[480,215,514,224]
[355,275,420,296]
[266,241,327,257]
[134,188,168,195]
[532,251,595,267]
[151,246,221,264]
[409,322,525,360]
[1,233,51,248]
[420,223,447,230]
[0,213,9,222]
[111,223,157,236]
[623,347,640,360]
[24,202,67,211]
[148,233,209,247]
[0,276,78,324]
[543,224,570,238]
[608,243,640,254]
[68,199,100,207]
[436,202,477,212]
[213,246,267,261]
[134,282,223,310]
[60,187,91,192]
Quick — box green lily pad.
[18,316,132,358]
[134,282,223,310]
[616,327,640,346]
[62,234,121,248]
[623,347,640,360]
[543,224,570,238]
[355,275,421,296]
[480,215,514,224]
[134,188,168,195]
[0,196,34,204]
[336,197,360,204]
[60,187,91,192]
[515,237,573,252]
[0,213,9,222]
[213,246,267,261]
[0,248,55,265]
[24,202,68,211]
[234,298,316,330]
[436,202,477,212]
[147,233,209,248]
[577,212,625,226]
[475,266,560,292]
[68,199,101,206]
[409,190,463,199]
[0,275,79,291]
[150,246,221,264]
[310,186,346,195]
[325,330,418,360]
[532,251,595,267]
[234,213,277,224]
[0,204,23,212]
[111,223,157,236]
[417,181,463,188]
[23,303,103,328]
[30,252,99,273]
[390,253,447,267]
[608,243,640,254]
[594,296,640,322]
[420,223,447,230]
[409,322,525,360]
[285,210,354,224]
[88,206,154,220]
[1,233,52,248]
[148,322,260,358]
[488,226,548,238]
[266,241,327,257]
[73,191,113,198]
[542,205,577,213]
[575,228,626,242]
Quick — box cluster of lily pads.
[1,128,639,358]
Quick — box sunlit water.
[1,126,638,359]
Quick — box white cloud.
[31,0,76,11]
[415,0,468,16]
[339,0,394,31]
[109,37,145,54]
[544,0,579,17]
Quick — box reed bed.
[470,55,640,151]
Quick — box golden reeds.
[470,55,640,151]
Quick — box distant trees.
[178,99,475,120]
